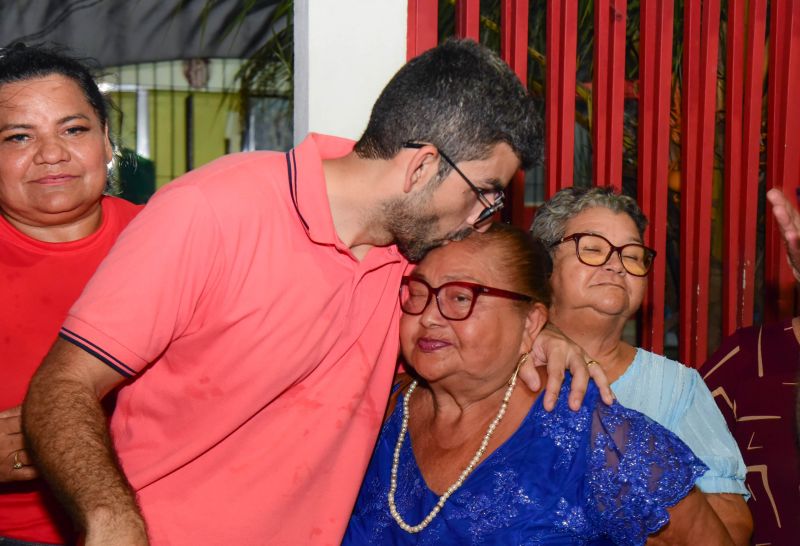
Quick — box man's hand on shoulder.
[518,323,614,411]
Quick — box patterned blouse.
[701,319,800,546]
[343,377,707,545]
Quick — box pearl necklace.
[387,355,526,533]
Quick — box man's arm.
[519,323,614,411]
[22,339,149,546]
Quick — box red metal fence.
[407,0,800,367]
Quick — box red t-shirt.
[0,196,140,544]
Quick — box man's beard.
[382,196,472,262]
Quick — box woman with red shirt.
[0,44,139,545]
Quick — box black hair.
[354,39,542,175]
[0,42,109,128]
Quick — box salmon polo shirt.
[59,134,408,545]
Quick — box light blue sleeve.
[612,349,748,497]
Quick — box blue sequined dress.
[343,377,708,545]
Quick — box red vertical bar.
[637,0,654,349]
[592,0,627,190]
[501,0,529,82]
[407,0,439,60]
[721,0,746,338]
[779,12,800,318]
[593,0,611,187]
[545,0,578,197]
[637,0,674,354]
[692,0,721,363]
[679,1,702,365]
[765,0,788,321]
[780,2,800,314]
[679,0,720,366]
[739,0,768,327]
[766,0,800,320]
[456,0,481,41]
[501,0,530,229]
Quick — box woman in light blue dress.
[530,186,752,543]
[344,223,731,545]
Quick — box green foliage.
[234,0,293,103]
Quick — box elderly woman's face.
[550,206,647,320]
[0,75,112,229]
[400,239,540,386]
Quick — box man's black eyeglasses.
[404,142,505,226]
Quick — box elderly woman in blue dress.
[344,223,732,545]
[531,186,752,544]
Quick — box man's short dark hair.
[354,39,541,173]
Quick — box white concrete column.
[135,89,150,158]
[294,0,408,143]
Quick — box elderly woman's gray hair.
[530,186,648,252]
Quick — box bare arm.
[646,488,734,546]
[519,323,615,411]
[705,493,753,546]
[22,339,149,545]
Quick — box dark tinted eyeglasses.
[403,142,505,226]
[400,276,531,321]
[551,232,657,276]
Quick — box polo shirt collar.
[289,133,403,265]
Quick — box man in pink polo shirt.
[22,40,605,545]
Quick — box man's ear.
[403,144,440,194]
